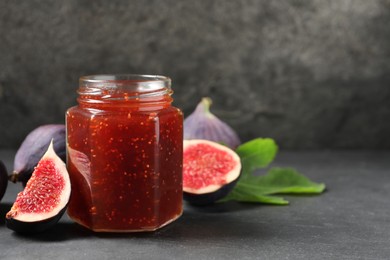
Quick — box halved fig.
[6,141,71,233]
[183,139,241,205]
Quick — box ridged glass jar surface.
[66,75,183,232]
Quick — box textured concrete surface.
[1,150,390,259]
[0,0,390,149]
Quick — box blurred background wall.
[0,0,389,149]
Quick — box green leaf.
[216,137,325,205]
[236,138,278,179]
[242,167,326,195]
[221,188,289,205]
[221,167,325,205]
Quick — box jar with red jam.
[66,75,183,232]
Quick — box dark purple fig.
[6,141,71,233]
[9,124,66,186]
[184,98,241,149]
[0,160,8,202]
[183,139,241,205]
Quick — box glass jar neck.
[77,75,173,110]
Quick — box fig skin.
[184,178,240,206]
[6,207,67,233]
[9,124,66,186]
[184,97,241,149]
[0,160,8,202]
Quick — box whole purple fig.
[9,124,66,185]
[184,97,241,149]
[0,160,8,202]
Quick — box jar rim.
[80,74,171,84]
[80,74,171,92]
[78,74,173,103]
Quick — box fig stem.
[201,97,213,115]
[8,172,19,183]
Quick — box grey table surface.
[0,150,389,260]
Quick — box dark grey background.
[1,0,389,149]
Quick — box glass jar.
[66,75,183,232]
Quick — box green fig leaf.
[222,167,325,205]
[236,138,278,180]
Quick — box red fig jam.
[66,75,183,232]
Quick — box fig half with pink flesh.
[183,139,241,205]
[6,141,71,233]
